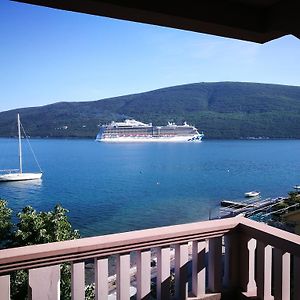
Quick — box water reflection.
[0,178,42,189]
[1,139,300,236]
[0,179,43,208]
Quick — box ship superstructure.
[96,119,204,142]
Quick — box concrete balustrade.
[1,216,300,299]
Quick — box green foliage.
[0,199,12,249]
[1,82,300,139]
[13,204,79,247]
[272,191,300,219]
[85,283,95,300]
[0,203,80,300]
[284,191,300,208]
[10,270,28,300]
[272,202,289,217]
[60,263,72,300]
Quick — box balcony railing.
[0,216,300,299]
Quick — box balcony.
[0,216,299,300]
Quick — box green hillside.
[1,82,300,139]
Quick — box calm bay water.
[0,138,300,237]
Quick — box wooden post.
[0,275,10,300]
[95,257,108,300]
[71,261,85,300]
[29,265,60,300]
[136,250,151,300]
[116,253,130,300]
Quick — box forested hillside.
[1,82,300,139]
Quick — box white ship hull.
[96,119,204,143]
[0,172,42,182]
[97,135,203,143]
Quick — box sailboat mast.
[17,113,22,174]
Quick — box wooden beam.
[12,0,287,43]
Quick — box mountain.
[1,82,300,139]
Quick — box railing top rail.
[0,217,239,274]
[238,217,300,256]
[2,216,300,274]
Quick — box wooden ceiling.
[13,0,300,43]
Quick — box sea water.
[0,138,300,237]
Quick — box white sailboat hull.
[0,172,42,182]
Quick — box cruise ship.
[96,119,204,142]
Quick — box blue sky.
[1,0,300,112]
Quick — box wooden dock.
[219,197,285,218]
[221,200,255,208]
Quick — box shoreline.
[2,136,300,141]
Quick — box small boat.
[0,114,42,182]
[293,185,300,190]
[244,191,260,197]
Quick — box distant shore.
[2,136,300,141]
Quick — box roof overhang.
[12,0,300,43]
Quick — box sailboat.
[0,114,42,182]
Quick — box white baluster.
[0,275,10,300]
[116,253,130,300]
[239,236,257,297]
[282,252,290,300]
[174,243,189,300]
[273,249,290,300]
[256,242,273,300]
[71,261,85,300]
[192,240,206,297]
[95,257,108,300]
[247,238,257,294]
[156,246,170,300]
[29,265,60,300]
[136,250,151,300]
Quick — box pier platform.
[219,197,285,219]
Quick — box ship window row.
[105,128,197,133]
[158,128,196,134]
[106,128,153,134]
